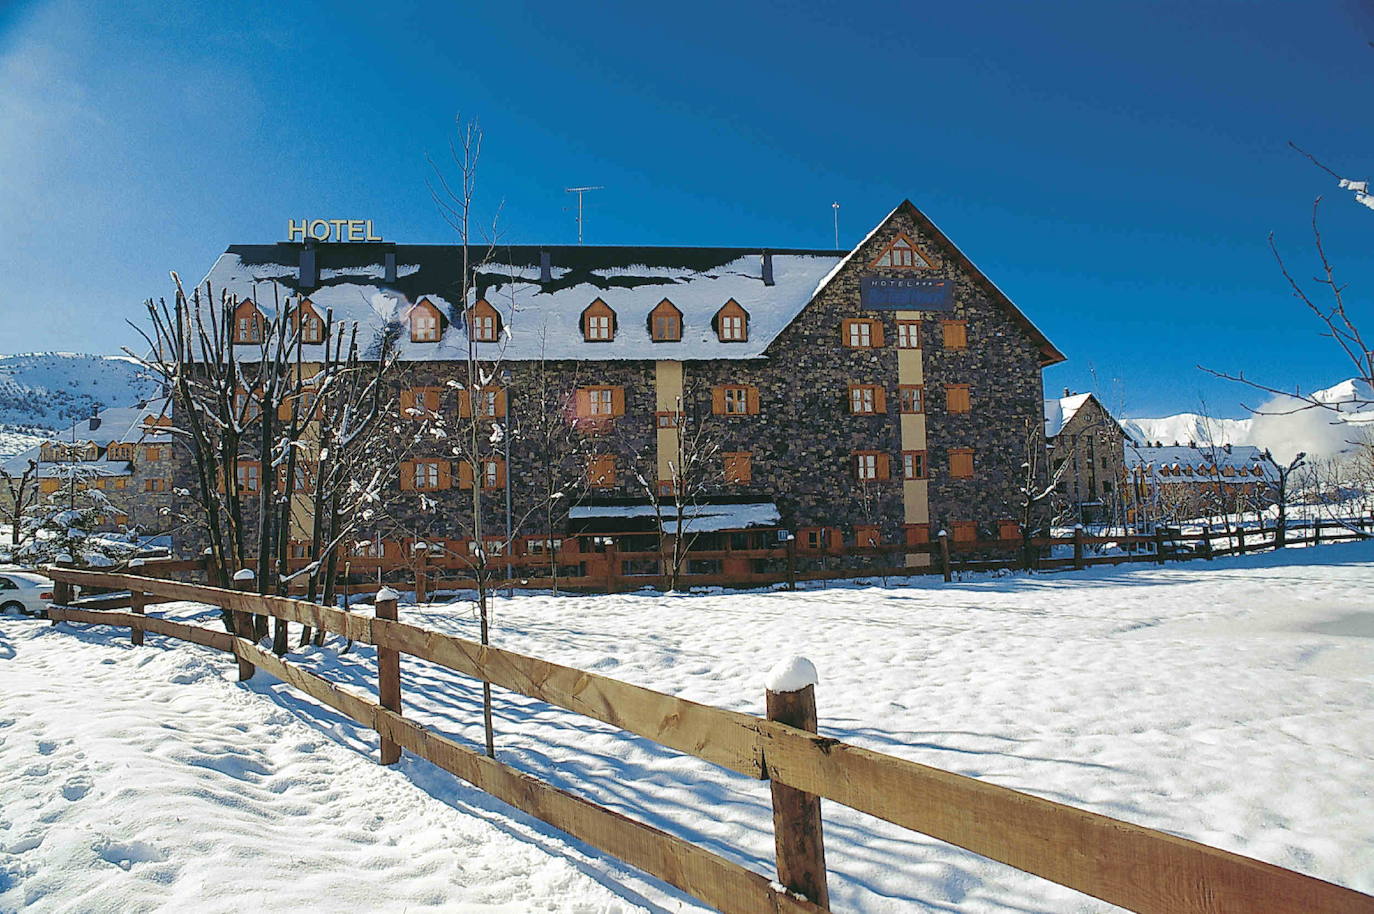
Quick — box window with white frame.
[587,314,613,341]
[848,321,872,347]
[589,388,615,415]
[414,460,441,490]
[720,314,745,341]
[856,453,878,480]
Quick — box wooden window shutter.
[458,390,472,419]
[494,388,507,418]
[575,388,591,417]
[611,387,626,417]
[437,460,452,490]
[494,457,507,488]
[399,461,414,491]
[711,386,726,415]
[458,460,474,489]
[871,321,885,347]
[400,389,416,414]
[876,452,890,480]
[746,386,760,415]
[873,387,887,413]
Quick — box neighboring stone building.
[1044,391,1126,524]
[1122,443,1275,524]
[157,200,1065,562]
[1,399,179,533]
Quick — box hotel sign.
[287,219,383,242]
[860,276,954,311]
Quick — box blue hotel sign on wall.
[860,276,955,311]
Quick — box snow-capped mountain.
[1120,413,1254,448]
[1123,378,1374,462]
[0,353,160,458]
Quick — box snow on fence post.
[764,656,829,909]
[231,569,257,681]
[937,530,952,582]
[374,586,402,766]
[785,533,797,592]
[129,588,146,647]
[1073,525,1085,571]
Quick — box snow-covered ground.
[4,544,1374,912]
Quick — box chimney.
[540,250,552,283]
[1063,387,1071,397]
[761,251,774,286]
[384,251,397,284]
[88,406,100,432]
[299,241,318,290]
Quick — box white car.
[0,571,54,616]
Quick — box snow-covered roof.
[33,460,134,479]
[1124,444,1275,482]
[199,244,846,362]
[568,501,781,533]
[2,398,170,474]
[1043,393,1094,438]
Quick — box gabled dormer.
[713,299,749,343]
[232,299,265,344]
[409,297,446,343]
[648,299,682,342]
[466,298,501,343]
[581,298,616,342]
[295,298,325,344]
[869,232,940,270]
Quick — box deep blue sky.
[1,0,1371,418]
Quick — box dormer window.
[649,299,682,342]
[467,298,501,342]
[869,232,939,270]
[714,299,749,343]
[410,298,445,343]
[581,298,616,342]
[232,300,264,344]
[296,298,325,344]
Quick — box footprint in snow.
[61,776,93,801]
[36,740,57,756]
[92,836,165,870]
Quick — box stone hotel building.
[153,200,1065,557]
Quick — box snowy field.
[4,544,1374,912]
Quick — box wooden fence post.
[231,569,256,681]
[50,564,72,625]
[1237,526,1247,555]
[764,657,829,908]
[1153,527,1166,565]
[785,534,797,592]
[1313,519,1323,547]
[413,542,429,604]
[375,586,402,766]
[1073,525,1085,571]
[938,530,952,582]
[130,588,146,646]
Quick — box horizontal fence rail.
[38,568,1374,914]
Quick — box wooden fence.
[40,568,1374,914]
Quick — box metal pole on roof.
[565,186,604,245]
[832,202,840,249]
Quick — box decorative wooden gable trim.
[581,298,617,342]
[467,298,501,342]
[295,298,325,344]
[648,298,682,342]
[232,299,265,344]
[410,297,445,343]
[712,298,749,342]
[868,232,940,270]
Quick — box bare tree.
[1260,448,1307,547]
[1018,417,1070,568]
[0,458,39,553]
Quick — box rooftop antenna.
[565,186,604,245]
[832,201,841,249]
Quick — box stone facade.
[1046,393,1127,525]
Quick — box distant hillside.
[0,353,160,459]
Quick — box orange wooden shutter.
[575,388,591,417]
[400,390,416,414]
[458,390,472,418]
[712,386,726,415]
[399,461,414,491]
[611,387,625,416]
[437,460,452,489]
[494,457,507,488]
[458,460,474,489]
[494,388,507,418]
[746,386,760,415]
[876,453,890,480]
[874,387,887,413]
[871,320,885,347]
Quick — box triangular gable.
[810,200,1065,366]
[868,232,939,270]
